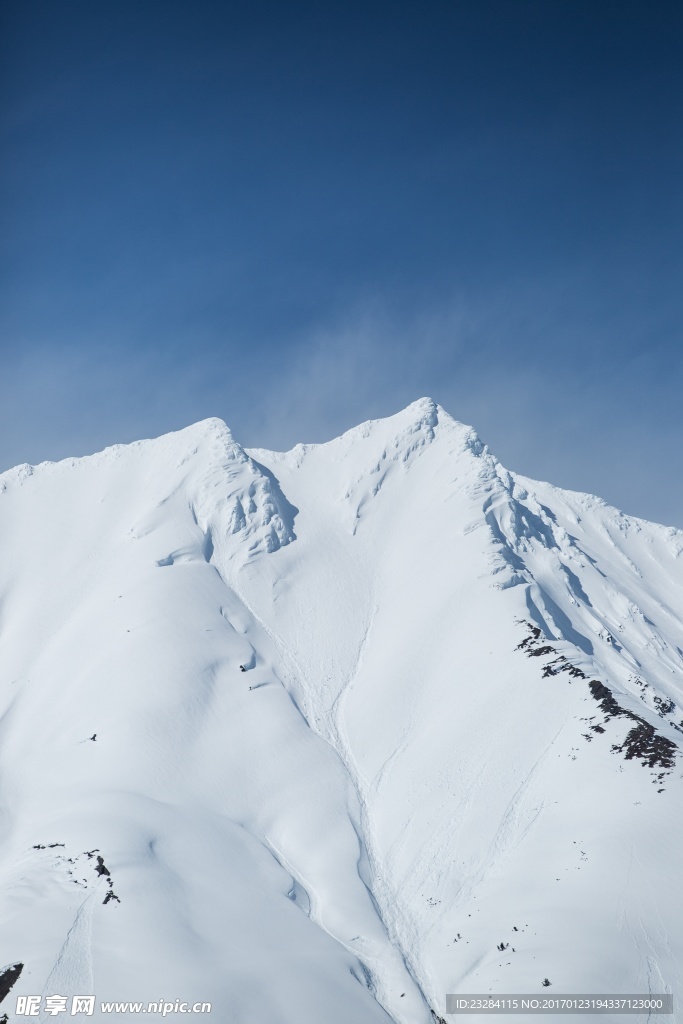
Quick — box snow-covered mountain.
[0,399,681,1023]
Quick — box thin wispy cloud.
[1,1,680,525]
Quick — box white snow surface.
[0,399,681,1023]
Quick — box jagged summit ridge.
[0,414,296,566]
[0,415,235,484]
[254,397,487,460]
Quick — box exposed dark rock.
[527,645,556,658]
[0,962,23,1003]
[95,856,110,877]
[517,621,678,773]
[653,697,675,717]
[542,657,587,679]
[589,680,622,719]
[611,722,677,769]
[588,682,677,768]
[516,625,543,650]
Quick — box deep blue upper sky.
[1,0,681,523]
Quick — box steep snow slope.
[243,400,683,1022]
[0,422,408,1024]
[0,401,681,1024]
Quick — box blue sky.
[1,0,681,524]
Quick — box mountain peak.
[397,395,439,425]
[0,401,682,1024]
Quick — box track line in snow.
[39,889,96,1023]
[330,602,435,1023]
